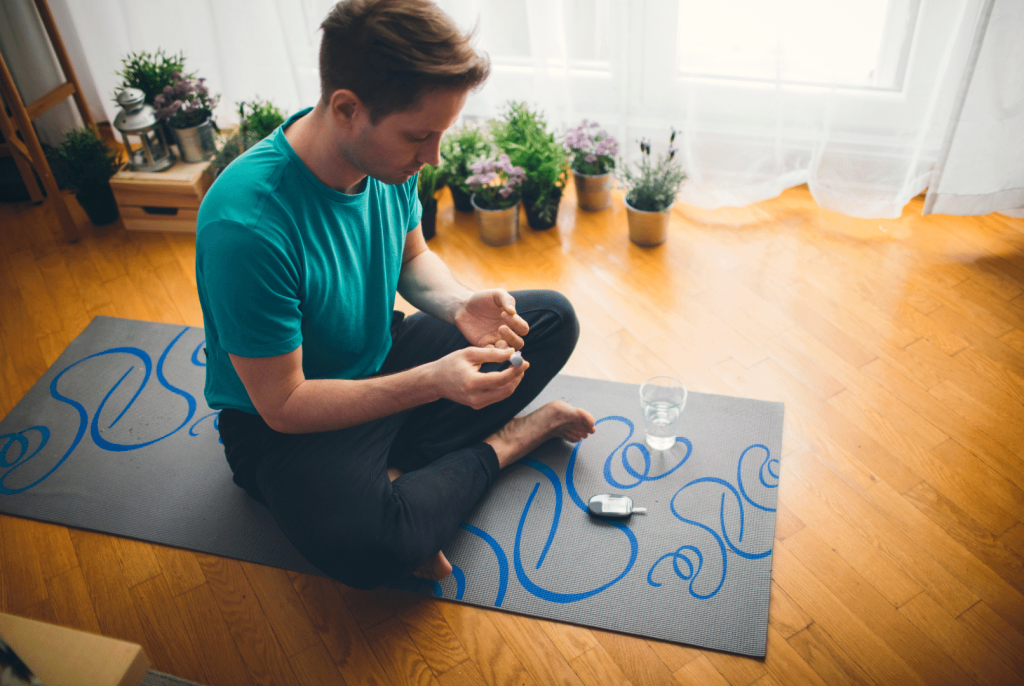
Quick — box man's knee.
[522,289,580,350]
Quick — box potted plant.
[490,102,568,230]
[565,120,618,211]
[50,126,121,226]
[417,163,445,240]
[115,49,189,106]
[210,98,286,177]
[440,122,494,212]
[154,72,220,163]
[617,129,686,246]
[466,154,526,246]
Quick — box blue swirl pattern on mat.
[0,327,215,494]
[437,415,776,607]
[647,442,777,599]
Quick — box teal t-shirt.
[195,108,422,414]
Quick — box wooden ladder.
[0,0,96,243]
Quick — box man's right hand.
[430,346,529,410]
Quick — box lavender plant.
[617,128,687,212]
[564,120,618,176]
[154,72,220,129]
[466,154,526,211]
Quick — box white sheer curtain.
[923,0,1024,218]
[19,0,1010,218]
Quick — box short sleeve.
[407,175,423,233]
[197,220,304,358]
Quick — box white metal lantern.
[113,89,175,172]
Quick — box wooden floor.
[2,181,1023,686]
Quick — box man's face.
[342,88,468,186]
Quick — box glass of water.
[639,376,687,450]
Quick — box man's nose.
[418,136,442,167]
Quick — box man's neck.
[285,103,367,194]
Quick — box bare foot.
[387,467,402,482]
[413,550,453,581]
[485,400,596,469]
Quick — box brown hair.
[319,0,490,123]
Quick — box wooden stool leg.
[0,57,78,242]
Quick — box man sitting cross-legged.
[195,0,595,589]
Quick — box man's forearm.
[398,248,472,324]
[272,365,439,434]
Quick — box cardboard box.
[0,613,150,686]
[110,158,212,233]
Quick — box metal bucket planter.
[625,197,672,246]
[471,194,520,246]
[573,170,613,211]
[171,118,217,163]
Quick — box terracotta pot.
[471,194,520,246]
[573,170,613,211]
[625,197,672,246]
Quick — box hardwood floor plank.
[783,446,978,616]
[176,583,256,686]
[767,582,812,640]
[490,611,587,686]
[0,516,49,613]
[68,528,146,645]
[861,481,1024,637]
[436,660,489,686]
[592,627,679,686]
[956,601,1024,681]
[772,542,926,686]
[111,536,163,588]
[288,643,352,686]
[196,553,302,686]
[364,616,440,686]
[131,573,210,684]
[898,592,1021,686]
[45,565,101,634]
[671,654,730,686]
[152,544,207,597]
[291,573,394,686]
[395,596,470,676]
[434,603,536,686]
[241,561,322,659]
[903,483,1024,595]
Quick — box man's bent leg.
[218,408,500,589]
[383,289,580,472]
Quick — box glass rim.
[639,376,688,406]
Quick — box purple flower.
[585,154,598,164]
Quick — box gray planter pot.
[171,119,216,163]
[625,197,672,246]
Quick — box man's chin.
[375,170,418,186]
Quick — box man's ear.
[328,89,362,128]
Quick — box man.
[196,0,594,589]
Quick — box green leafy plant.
[617,129,687,212]
[115,49,189,105]
[489,102,567,226]
[417,163,445,213]
[440,123,495,201]
[49,126,120,192]
[210,99,286,176]
[154,72,220,129]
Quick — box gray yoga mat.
[0,316,785,657]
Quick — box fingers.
[496,324,525,350]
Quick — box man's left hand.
[454,289,529,349]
